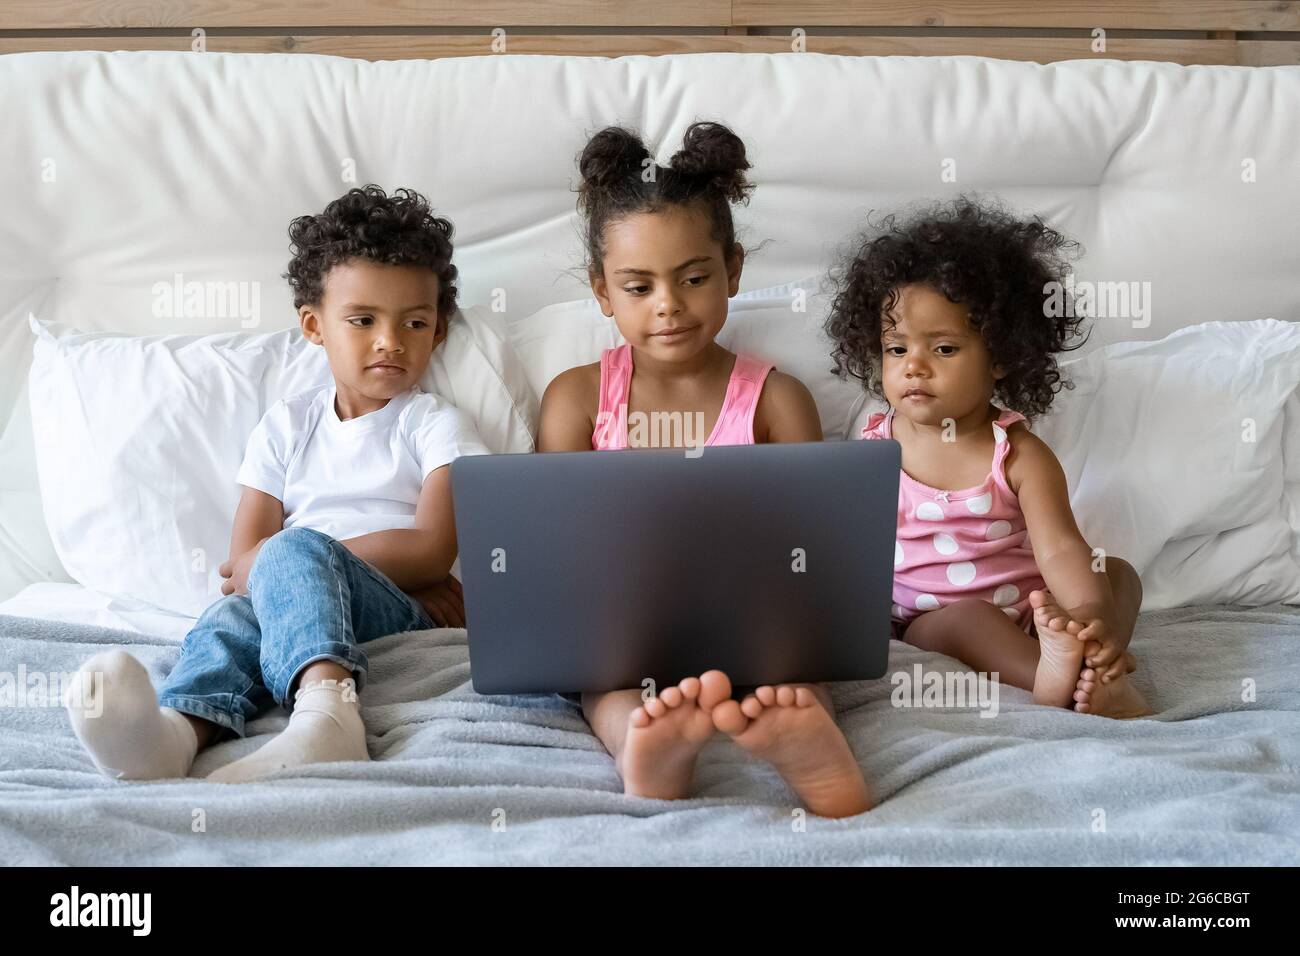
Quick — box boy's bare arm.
[337,465,457,592]
[220,487,285,595]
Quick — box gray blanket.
[1,605,1297,865]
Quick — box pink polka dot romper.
[861,406,1046,638]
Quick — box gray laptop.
[450,440,900,695]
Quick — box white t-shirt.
[236,383,490,541]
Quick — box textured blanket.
[0,605,1296,865]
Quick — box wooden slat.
[5,0,1296,30]
[1238,39,1300,64]
[736,1,1300,31]
[0,1,729,29]
[0,33,1248,64]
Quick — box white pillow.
[27,306,536,620]
[851,319,1300,610]
[507,277,867,440]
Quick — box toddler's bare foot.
[1028,589,1086,707]
[619,670,730,800]
[712,685,871,818]
[1074,668,1151,718]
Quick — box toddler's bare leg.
[902,598,1082,707]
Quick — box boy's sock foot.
[1029,589,1086,707]
[64,649,199,780]
[618,670,731,800]
[208,677,368,783]
[712,685,872,818]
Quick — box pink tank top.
[591,344,773,450]
[861,406,1045,634]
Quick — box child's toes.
[658,686,683,708]
[1089,644,1122,668]
[711,699,747,735]
[739,694,763,719]
[1101,656,1129,683]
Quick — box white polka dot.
[894,541,903,566]
[985,520,1012,539]
[933,532,958,556]
[946,562,976,586]
[993,424,1007,444]
[992,584,1020,607]
[966,493,992,515]
[916,501,944,521]
[1002,606,1020,618]
[915,593,940,611]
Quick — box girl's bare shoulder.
[1004,420,1062,490]
[541,361,601,405]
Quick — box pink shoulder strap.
[860,408,894,440]
[591,344,633,450]
[991,406,1027,489]
[709,353,773,446]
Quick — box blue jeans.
[157,527,435,738]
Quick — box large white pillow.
[507,277,867,440]
[851,319,1300,610]
[27,306,536,620]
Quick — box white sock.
[207,677,368,784]
[64,650,199,781]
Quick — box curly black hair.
[284,184,458,317]
[576,121,755,274]
[824,196,1088,419]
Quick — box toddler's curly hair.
[825,196,1087,418]
[284,184,458,317]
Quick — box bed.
[2,51,1298,866]
[1,585,1297,864]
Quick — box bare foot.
[712,684,871,818]
[1028,589,1086,707]
[618,670,731,799]
[1074,668,1151,718]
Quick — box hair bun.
[667,122,753,203]
[578,126,651,191]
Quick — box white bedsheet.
[0,582,196,640]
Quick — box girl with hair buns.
[538,122,872,818]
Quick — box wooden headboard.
[0,2,1296,65]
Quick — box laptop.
[450,439,900,695]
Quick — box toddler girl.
[826,198,1149,718]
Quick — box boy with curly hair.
[65,185,490,781]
